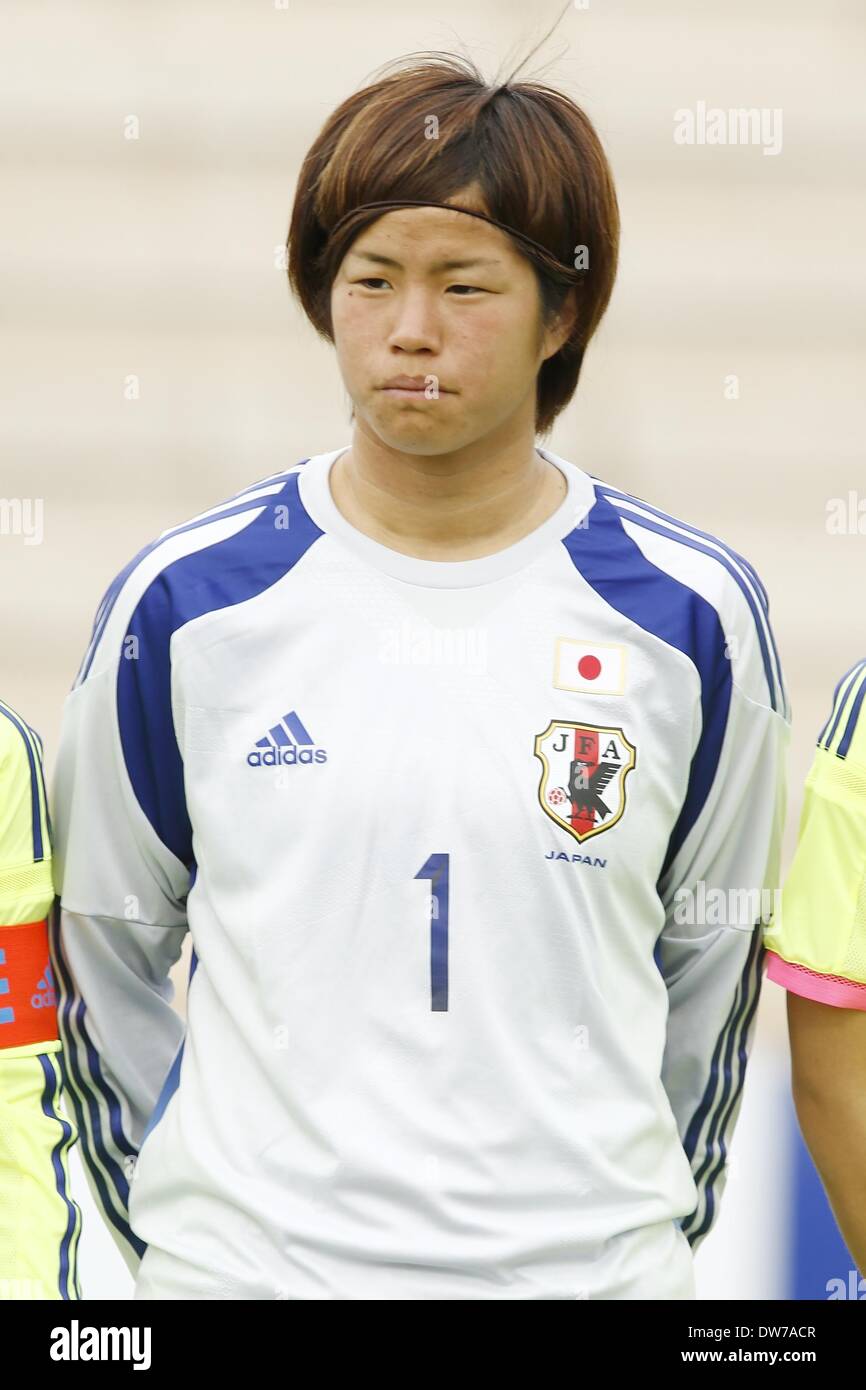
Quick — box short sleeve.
[0,700,59,1054]
[0,701,54,927]
[764,659,866,1009]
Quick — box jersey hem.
[765,949,866,1010]
[0,1039,63,1059]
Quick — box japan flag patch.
[553,638,628,695]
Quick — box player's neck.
[328,430,568,562]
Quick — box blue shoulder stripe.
[0,701,47,862]
[820,659,866,753]
[816,659,862,745]
[228,457,310,501]
[593,480,770,611]
[117,472,324,868]
[561,489,732,877]
[600,493,782,715]
[74,467,308,690]
[837,663,866,760]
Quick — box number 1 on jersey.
[414,853,449,1011]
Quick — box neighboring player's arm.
[785,995,866,1276]
[657,664,790,1256]
[763,659,866,1274]
[0,699,81,1300]
[49,593,191,1279]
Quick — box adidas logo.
[247,710,328,767]
[31,960,56,1010]
[0,954,56,1023]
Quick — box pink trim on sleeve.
[765,950,866,1011]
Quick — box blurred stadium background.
[1,0,863,1299]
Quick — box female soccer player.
[764,660,866,1274]
[0,697,80,1299]
[50,53,789,1300]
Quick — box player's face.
[329,199,570,455]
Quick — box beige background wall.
[1,0,863,1297]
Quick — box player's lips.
[379,375,452,395]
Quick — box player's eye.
[350,279,486,296]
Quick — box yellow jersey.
[764,659,866,1009]
[0,697,81,1298]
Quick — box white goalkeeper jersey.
[49,443,789,1300]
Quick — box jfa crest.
[534,721,636,844]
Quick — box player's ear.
[541,288,579,362]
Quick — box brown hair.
[286,49,619,436]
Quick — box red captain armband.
[0,919,58,1049]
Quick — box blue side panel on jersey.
[116,473,324,867]
[680,926,763,1244]
[562,489,732,876]
[140,1037,185,1149]
[140,939,198,1147]
[38,1051,80,1299]
[49,902,145,1259]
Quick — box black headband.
[325,200,585,284]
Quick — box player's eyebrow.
[346,250,504,272]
